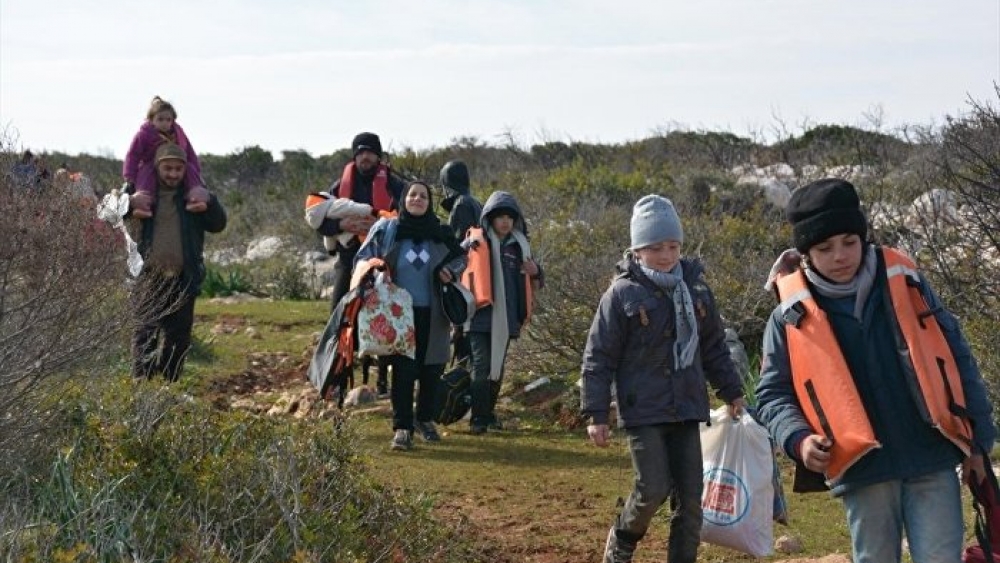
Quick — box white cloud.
[1,0,996,158]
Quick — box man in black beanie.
[306,132,406,396]
[309,131,406,310]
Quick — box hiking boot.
[469,424,487,435]
[415,420,441,442]
[603,527,636,563]
[390,429,412,451]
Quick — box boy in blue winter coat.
[464,191,542,434]
[581,195,745,563]
[755,178,995,563]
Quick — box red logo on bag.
[705,481,737,516]
[702,467,749,525]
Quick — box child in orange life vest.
[123,96,209,219]
[461,191,542,435]
[755,179,996,563]
[580,195,745,563]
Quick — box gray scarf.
[804,244,878,320]
[638,261,699,371]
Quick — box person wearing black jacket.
[310,132,405,395]
[127,143,227,382]
[439,159,483,363]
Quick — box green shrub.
[200,266,253,297]
[0,379,469,563]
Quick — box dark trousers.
[468,331,509,427]
[389,307,443,430]
[616,422,704,563]
[329,246,359,395]
[329,246,358,312]
[362,356,390,391]
[131,272,196,382]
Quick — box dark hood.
[439,160,470,197]
[480,190,528,234]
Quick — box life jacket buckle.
[782,302,805,328]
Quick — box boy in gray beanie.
[581,194,745,563]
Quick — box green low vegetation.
[2,92,998,561]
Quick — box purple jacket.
[123,121,204,191]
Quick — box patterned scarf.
[638,260,699,371]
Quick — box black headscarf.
[395,182,464,259]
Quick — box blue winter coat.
[580,257,744,428]
[755,254,996,496]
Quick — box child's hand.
[588,424,611,448]
[800,434,833,473]
[522,259,539,277]
[728,397,747,419]
[963,454,988,486]
[187,186,210,204]
[130,192,153,212]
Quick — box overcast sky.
[1,0,997,159]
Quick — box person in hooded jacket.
[439,160,483,239]
[439,160,483,362]
[462,191,543,434]
[580,195,745,563]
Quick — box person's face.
[404,184,430,216]
[635,240,682,272]
[157,158,186,188]
[490,212,515,237]
[354,149,379,173]
[152,111,175,133]
[806,233,864,283]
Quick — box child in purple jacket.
[123,96,208,218]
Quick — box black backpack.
[434,359,471,425]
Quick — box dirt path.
[203,350,848,563]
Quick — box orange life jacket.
[460,227,535,323]
[774,246,972,482]
[339,162,392,212]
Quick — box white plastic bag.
[356,273,416,359]
[97,191,143,277]
[700,406,774,556]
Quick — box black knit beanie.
[786,178,868,252]
[351,132,382,157]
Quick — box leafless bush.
[0,143,132,475]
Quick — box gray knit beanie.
[630,195,684,249]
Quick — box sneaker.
[390,429,412,451]
[469,424,487,435]
[415,420,441,442]
[603,527,636,563]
